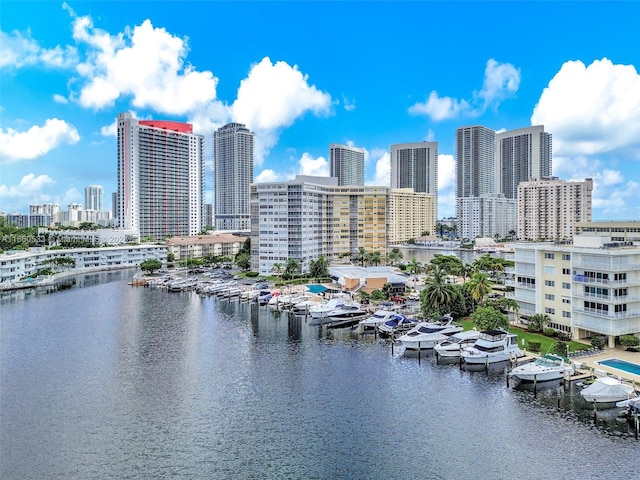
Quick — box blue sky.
[1,1,639,220]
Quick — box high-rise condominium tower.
[455,126,497,199]
[85,185,104,211]
[116,112,204,240]
[330,144,365,186]
[390,142,438,194]
[496,125,552,199]
[214,123,254,231]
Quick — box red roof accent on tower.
[139,120,193,133]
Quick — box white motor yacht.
[397,318,463,350]
[377,315,419,336]
[434,329,480,358]
[508,354,574,383]
[461,329,524,365]
[308,298,348,319]
[309,304,367,327]
[358,310,397,331]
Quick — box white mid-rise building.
[458,195,516,241]
[506,222,640,347]
[517,177,593,241]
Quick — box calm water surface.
[1,271,638,479]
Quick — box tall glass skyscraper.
[496,125,552,199]
[85,185,104,211]
[329,144,365,186]
[213,123,254,231]
[116,112,204,240]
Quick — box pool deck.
[572,346,640,387]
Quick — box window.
[562,254,570,261]
[545,280,555,287]
[562,297,570,304]
[544,252,555,259]
[545,293,555,301]
[545,307,555,314]
[562,282,571,289]
[562,268,570,275]
[562,311,571,318]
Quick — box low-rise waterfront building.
[328,265,408,295]
[0,244,166,286]
[506,222,640,347]
[165,232,246,260]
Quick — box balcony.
[572,313,640,336]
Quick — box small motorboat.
[508,354,574,383]
[377,315,419,336]
[580,376,636,407]
[358,310,397,331]
[461,329,524,365]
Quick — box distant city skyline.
[1,2,639,220]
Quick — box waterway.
[1,270,638,480]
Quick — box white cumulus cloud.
[298,153,329,177]
[371,152,390,187]
[0,173,55,198]
[53,94,69,104]
[438,154,455,191]
[255,169,280,183]
[0,30,78,69]
[410,59,520,121]
[71,15,220,116]
[0,119,80,161]
[531,58,640,157]
[231,57,332,163]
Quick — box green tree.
[527,313,550,333]
[284,258,301,279]
[354,247,367,266]
[309,255,329,279]
[386,247,403,266]
[367,251,382,266]
[421,265,455,317]
[271,262,283,277]
[429,254,463,277]
[370,289,384,301]
[468,272,494,305]
[235,252,251,270]
[471,306,509,331]
[140,259,162,275]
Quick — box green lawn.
[458,319,590,355]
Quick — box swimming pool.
[597,358,640,376]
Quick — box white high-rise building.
[85,185,104,211]
[517,177,593,241]
[214,123,254,231]
[458,195,516,241]
[390,142,438,195]
[116,112,204,240]
[330,143,365,186]
[496,126,552,200]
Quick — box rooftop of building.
[165,233,247,246]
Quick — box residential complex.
[329,143,365,186]
[458,195,516,241]
[250,176,435,275]
[390,141,438,194]
[506,221,640,347]
[85,185,104,211]
[116,112,204,240]
[517,177,593,241]
[387,188,436,243]
[214,122,254,231]
[0,244,166,286]
[496,126,552,200]
[165,232,246,261]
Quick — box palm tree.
[271,262,283,277]
[468,271,494,305]
[354,247,367,267]
[421,265,455,317]
[459,262,474,283]
[386,247,403,266]
[407,258,422,289]
[284,258,300,279]
[367,251,382,266]
[528,313,550,332]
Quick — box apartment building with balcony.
[517,177,593,241]
[506,222,640,347]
